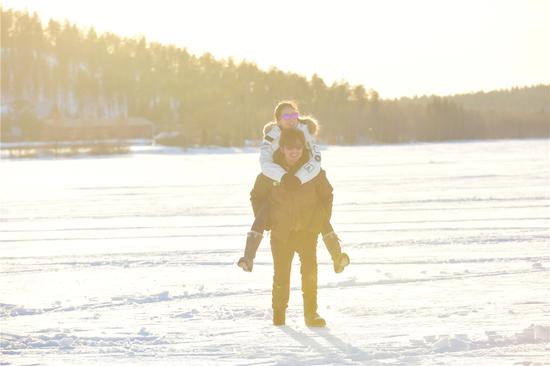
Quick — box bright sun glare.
[2,0,550,97]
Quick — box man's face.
[281,140,304,166]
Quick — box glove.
[281,174,301,191]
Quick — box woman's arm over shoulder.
[294,123,322,183]
[250,173,275,216]
[260,123,286,182]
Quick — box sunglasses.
[281,112,300,120]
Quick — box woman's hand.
[281,174,301,191]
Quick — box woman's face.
[281,140,304,166]
[278,106,299,129]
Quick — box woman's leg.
[321,220,334,236]
[238,203,269,272]
[318,208,343,260]
[250,202,269,234]
[243,202,269,260]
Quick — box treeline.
[1,8,549,146]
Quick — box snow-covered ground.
[1,139,549,365]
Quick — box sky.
[2,0,549,99]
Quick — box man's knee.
[273,269,291,285]
[302,271,317,284]
[300,259,317,276]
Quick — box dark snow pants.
[270,231,318,316]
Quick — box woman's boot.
[237,231,263,272]
[322,231,350,273]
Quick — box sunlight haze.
[2,0,549,98]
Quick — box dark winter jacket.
[250,155,333,241]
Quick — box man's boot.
[272,283,290,325]
[304,312,326,327]
[303,293,326,327]
[322,231,350,273]
[237,231,263,272]
[302,271,326,327]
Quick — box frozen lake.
[1,139,550,365]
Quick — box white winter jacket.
[260,121,322,183]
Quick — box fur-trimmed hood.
[263,117,319,137]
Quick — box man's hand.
[281,174,301,191]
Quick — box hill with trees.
[1,8,549,146]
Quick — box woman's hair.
[271,100,320,137]
[297,115,320,137]
[273,100,298,122]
